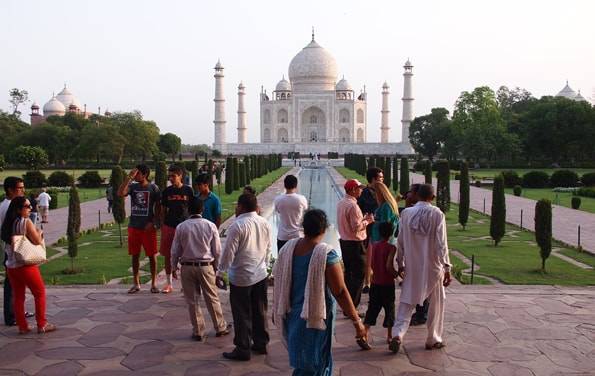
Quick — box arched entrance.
[301,106,326,142]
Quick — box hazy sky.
[1,0,593,144]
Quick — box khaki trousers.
[180,264,227,336]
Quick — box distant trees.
[409,107,451,161]
[490,175,506,246]
[10,146,48,169]
[8,88,29,117]
[158,133,182,162]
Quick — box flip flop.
[128,286,141,294]
[356,337,372,351]
[150,287,160,294]
[389,337,401,354]
[425,342,446,350]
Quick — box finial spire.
[311,26,315,41]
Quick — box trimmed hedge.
[513,185,522,196]
[571,197,581,209]
[23,171,47,188]
[501,170,522,188]
[48,171,74,187]
[78,171,103,188]
[550,170,579,188]
[581,172,595,187]
[576,187,595,198]
[522,171,549,188]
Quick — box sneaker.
[38,323,57,334]
[161,285,173,294]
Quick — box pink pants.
[7,265,47,331]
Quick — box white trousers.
[394,282,445,345]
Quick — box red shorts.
[127,227,158,256]
[160,224,176,257]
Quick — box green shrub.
[513,185,522,196]
[535,199,552,272]
[522,171,549,188]
[581,172,595,187]
[155,161,167,191]
[475,180,481,187]
[550,170,579,188]
[399,157,409,195]
[392,156,399,192]
[576,187,595,198]
[571,197,581,209]
[435,160,450,213]
[490,175,506,246]
[424,161,432,184]
[501,170,522,188]
[48,171,74,187]
[458,162,470,229]
[23,170,47,188]
[78,171,103,188]
[48,192,58,209]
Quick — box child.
[363,221,397,347]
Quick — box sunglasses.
[23,204,31,209]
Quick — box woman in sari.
[273,209,366,375]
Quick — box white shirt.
[170,216,221,269]
[218,211,272,287]
[37,192,51,207]
[273,192,308,241]
[0,199,10,226]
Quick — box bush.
[535,199,552,272]
[459,162,470,229]
[475,180,481,187]
[48,192,58,209]
[571,197,581,209]
[581,172,595,187]
[424,161,432,184]
[412,160,426,172]
[448,160,462,171]
[78,171,103,188]
[435,160,450,213]
[48,171,74,187]
[522,171,550,188]
[501,170,522,188]
[550,170,579,188]
[490,175,506,246]
[576,187,595,198]
[454,174,461,180]
[23,170,47,188]
[513,185,522,196]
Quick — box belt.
[181,261,213,267]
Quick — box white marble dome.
[275,76,291,91]
[335,77,352,91]
[43,96,66,116]
[556,82,577,99]
[56,85,81,110]
[288,38,338,92]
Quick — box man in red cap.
[336,179,375,313]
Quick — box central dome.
[288,38,338,92]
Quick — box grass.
[55,187,106,209]
[462,168,594,180]
[558,248,595,268]
[336,167,595,286]
[504,188,595,214]
[0,169,113,182]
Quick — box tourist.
[1,177,26,326]
[273,209,367,374]
[37,188,51,223]
[194,174,222,228]
[242,185,256,195]
[390,184,452,353]
[160,165,194,293]
[358,167,384,293]
[171,197,230,341]
[370,181,399,244]
[106,185,114,213]
[1,196,56,334]
[336,179,374,311]
[273,174,308,252]
[28,193,38,225]
[118,165,161,294]
[363,221,397,347]
[218,193,272,361]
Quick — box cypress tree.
[392,156,399,192]
[490,174,506,246]
[384,157,392,189]
[424,160,433,184]
[459,161,470,229]
[399,157,410,195]
[155,161,167,191]
[190,160,199,183]
[110,166,126,246]
[215,164,223,197]
[436,160,450,213]
[67,184,81,272]
[207,159,214,190]
[232,157,240,191]
[535,199,552,272]
[224,157,233,194]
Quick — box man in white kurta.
[391,184,451,353]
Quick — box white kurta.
[394,201,451,306]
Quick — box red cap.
[344,179,365,191]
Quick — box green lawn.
[0,169,113,182]
[558,248,595,268]
[463,168,594,180]
[55,187,107,209]
[336,167,595,286]
[504,188,595,214]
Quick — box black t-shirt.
[127,183,161,229]
[161,185,194,228]
[357,187,378,215]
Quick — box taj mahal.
[212,32,415,155]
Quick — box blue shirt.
[198,191,221,224]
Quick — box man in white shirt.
[171,197,229,341]
[218,193,272,361]
[273,174,308,252]
[37,188,51,223]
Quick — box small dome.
[238,81,245,90]
[31,102,39,110]
[215,59,223,69]
[275,76,291,91]
[43,96,66,116]
[288,37,338,92]
[382,81,389,89]
[404,59,413,67]
[574,91,587,102]
[556,81,577,99]
[56,85,81,110]
[336,77,353,91]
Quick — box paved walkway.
[1,284,594,375]
[410,173,595,254]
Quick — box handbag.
[12,219,47,265]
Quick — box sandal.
[128,286,141,294]
[389,337,401,354]
[356,337,372,351]
[425,342,446,350]
[37,323,57,334]
[161,285,173,294]
[150,286,160,294]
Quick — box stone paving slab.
[1,284,594,375]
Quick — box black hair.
[1,196,27,244]
[302,209,329,238]
[3,176,23,194]
[168,164,185,176]
[378,221,394,240]
[194,174,209,186]
[136,164,150,179]
[418,184,435,201]
[411,183,421,193]
[284,175,298,190]
[189,196,204,215]
[366,167,383,183]
[243,185,256,195]
[237,193,258,212]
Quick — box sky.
[1,0,593,145]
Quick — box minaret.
[401,59,414,145]
[237,81,247,143]
[380,82,390,143]
[213,60,226,146]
